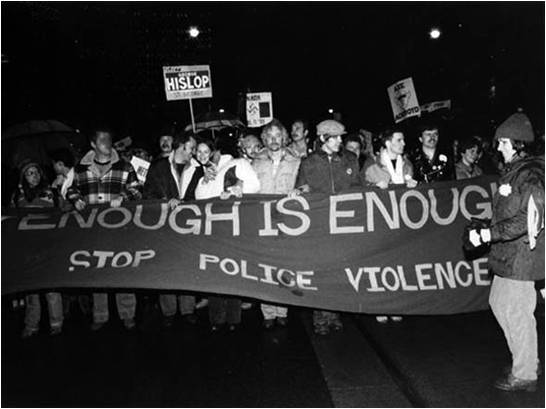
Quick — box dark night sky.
[2,2,544,146]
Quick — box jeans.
[24,292,63,330]
[208,296,241,325]
[261,303,288,320]
[159,294,195,317]
[489,275,538,380]
[93,292,136,323]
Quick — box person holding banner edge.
[12,160,64,338]
[465,112,544,392]
[67,128,142,331]
[195,136,261,332]
[253,119,301,329]
[363,127,417,324]
[143,133,200,328]
[290,119,361,335]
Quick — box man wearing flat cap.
[290,119,362,335]
[291,120,361,195]
[465,112,544,391]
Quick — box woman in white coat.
[195,137,260,331]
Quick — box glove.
[462,218,491,251]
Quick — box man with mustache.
[252,119,301,329]
[410,123,454,183]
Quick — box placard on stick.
[246,92,273,128]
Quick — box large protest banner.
[2,177,500,315]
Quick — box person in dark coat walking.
[143,133,199,327]
[466,112,544,392]
[290,119,362,335]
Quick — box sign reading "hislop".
[163,65,212,100]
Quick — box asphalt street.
[2,293,544,407]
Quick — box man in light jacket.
[253,119,301,329]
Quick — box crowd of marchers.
[7,112,545,392]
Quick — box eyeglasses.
[25,169,39,177]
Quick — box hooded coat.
[12,162,56,208]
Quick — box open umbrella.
[184,111,244,133]
[1,119,85,170]
[2,119,75,140]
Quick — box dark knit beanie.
[494,113,534,142]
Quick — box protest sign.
[163,65,212,101]
[2,177,505,315]
[246,92,273,128]
[421,100,452,113]
[130,156,151,184]
[387,77,421,123]
[113,136,132,151]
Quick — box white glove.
[480,228,491,243]
[469,229,482,247]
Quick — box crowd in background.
[6,112,544,338]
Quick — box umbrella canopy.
[184,111,244,133]
[2,119,75,140]
[1,119,86,170]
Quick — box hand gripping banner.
[2,177,500,315]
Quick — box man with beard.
[156,133,174,160]
[252,119,301,329]
[288,119,311,158]
[410,123,454,183]
[239,133,263,162]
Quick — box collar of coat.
[167,152,200,168]
[80,149,121,166]
[317,148,345,162]
[254,147,298,162]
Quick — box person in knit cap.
[12,160,57,208]
[465,111,544,391]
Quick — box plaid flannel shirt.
[67,149,142,205]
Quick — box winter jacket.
[67,149,141,205]
[295,149,362,194]
[488,155,545,281]
[362,152,414,186]
[252,148,301,194]
[12,184,57,209]
[195,154,260,200]
[410,148,454,183]
[11,164,57,209]
[455,160,483,180]
[144,155,203,201]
